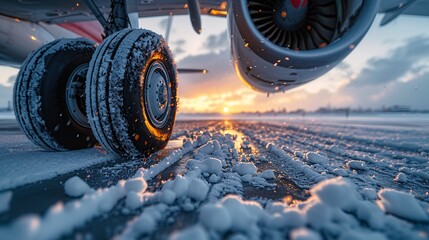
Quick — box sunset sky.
[1,14,429,113]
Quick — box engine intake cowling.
[229,0,379,93]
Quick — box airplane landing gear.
[86,29,178,156]
[14,0,178,156]
[13,39,97,150]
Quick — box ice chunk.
[304,202,332,230]
[170,176,189,199]
[240,174,252,183]
[186,158,223,174]
[64,176,92,197]
[250,176,275,188]
[305,152,328,164]
[232,163,257,176]
[355,201,385,230]
[170,225,208,240]
[310,177,358,210]
[361,188,377,201]
[329,145,342,154]
[283,209,306,228]
[125,192,143,210]
[134,213,156,234]
[125,177,147,193]
[265,202,288,214]
[221,195,259,232]
[0,191,12,213]
[333,168,348,177]
[258,170,275,179]
[376,189,429,222]
[197,141,215,155]
[346,160,368,170]
[208,174,220,183]
[199,203,232,232]
[187,178,209,201]
[295,151,304,158]
[394,173,407,183]
[161,190,176,205]
[290,227,322,240]
[119,203,168,239]
[196,135,210,146]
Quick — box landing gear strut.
[14,0,178,156]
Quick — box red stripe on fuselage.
[58,21,103,43]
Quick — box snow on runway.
[0,118,184,191]
[0,114,428,239]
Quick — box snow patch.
[232,163,257,176]
[0,181,126,240]
[187,178,209,201]
[376,189,429,222]
[394,173,408,183]
[199,203,232,232]
[290,228,322,240]
[347,160,368,170]
[64,176,93,197]
[305,152,329,164]
[124,177,148,193]
[258,170,276,179]
[169,225,208,240]
[186,158,223,174]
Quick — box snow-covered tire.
[14,38,97,150]
[86,29,178,156]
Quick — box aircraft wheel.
[14,38,97,150]
[86,29,178,156]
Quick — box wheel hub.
[144,61,172,128]
[66,64,90,128]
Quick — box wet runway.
[0,114,428,239]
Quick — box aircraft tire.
[86,29,178,156]
[14,38,97,150]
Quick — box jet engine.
[229,0,380,93]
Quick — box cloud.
[174,39,186,45]
[172,39,186,55]
[174,35,429,113]
[173,47,186,55]
[348,36,429,87]
[176,49,240,96]
[338,71,429,109]
[204,30,228,52]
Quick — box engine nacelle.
[229,0,380,93]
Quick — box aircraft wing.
[0,0,226,24]
[379,0,429,25]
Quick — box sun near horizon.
[223,106,229,113]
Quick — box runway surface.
[0,114,428,239]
